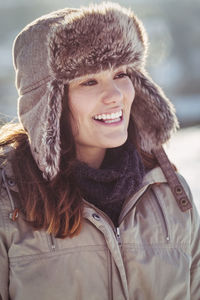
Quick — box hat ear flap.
[42,80,64,180]
[128,68,179,153]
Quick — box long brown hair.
[0,86,158,238]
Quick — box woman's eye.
[115,72,128,79]
[81,79,97,86]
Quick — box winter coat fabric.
[0,152,200,300]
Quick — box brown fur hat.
[13,2,178,180]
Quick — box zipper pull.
[50,234,56,251]
[116,227,122,246]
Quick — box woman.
[0,2,199,299]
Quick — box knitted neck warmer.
[74,142,145,226]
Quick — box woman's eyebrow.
[70,73,98,85]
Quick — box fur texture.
[42,80,63,180]
[47,3,147,80]
[13,2,178,180]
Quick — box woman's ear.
[128,68,179,153]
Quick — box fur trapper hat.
[13,2,178,180]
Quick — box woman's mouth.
[93,110,123,124]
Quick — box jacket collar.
[83,166,167,225]
[118,167,167,223]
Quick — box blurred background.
[0,0,199,210]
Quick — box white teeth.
[104,117,121,124]
[111,113,115,119]
[94,110,122,120]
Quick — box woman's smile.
[93,109,123,125]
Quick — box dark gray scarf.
[74,142,145,226]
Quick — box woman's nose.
[101,82,123,105]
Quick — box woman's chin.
[102,135,128,149]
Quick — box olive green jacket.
[0,155,200,300]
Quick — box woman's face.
[68,66,135,164]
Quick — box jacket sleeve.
[0,174,10,300]
[179,174,200,299]
[190,192,200,299]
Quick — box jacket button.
[180,198,188,207]
[92,213,100,221]
[8,179,16,187]
[174,185,183,195]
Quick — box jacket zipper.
[84,200,123,246]
[115,227,122,246]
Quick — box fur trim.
[47,2,147,81]
[41,80,63,180]
[129,68,179,152]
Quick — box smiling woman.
[0,2,199,300]
[69,67,135,167]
